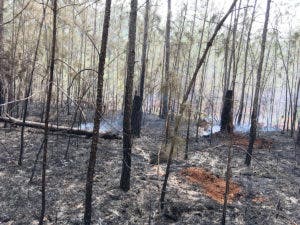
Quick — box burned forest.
[0,0,299,224]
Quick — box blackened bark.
[221,144,232,225]
[84,0,112,224]
[161,0,171,119]
[184,0,197,159]
[139,0,150,100]
[131,92,142,137]
[0,0,4,116]
[19,1,47,166]
[237,0,257,125]
[120,0,138,192]
[0,82,3,116]
[135,0,150,137]
[0,116,120,139]
[39,0,57,223]
[297,120,300,145]
[245,0,271,166]
[291,78,300,136]
[220,90,233,133]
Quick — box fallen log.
[0,116,121,140]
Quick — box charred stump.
[221,90,233,133]
[131,92,142,137]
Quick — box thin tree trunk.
[221,143,232,225]
[291,78,300,136]
[195,0,209,141]
[277,37,293,132]
[291,49,300,136]
[245,0,271,166]
[0,0,4,115]
[83,0,112,223]
[297,120,300,145]
[237,0,257,125]
[184,0,197,159]
[268,44,278,128]
[39,0,58,223]
[161,0,171,119]
[133,0,150,137]
[19,0,48,166]
[120,0,138,192]
[229,0,242,93]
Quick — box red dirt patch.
[233,134,272,149]
[214,132,273,149]
[181,167,241,204]
[252,196,267,204]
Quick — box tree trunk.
[83,0,112,223]
[291,78,300,136]
[131,92,142,137]
[161,0,171,119]
[221,14,233,104]
[220,90,234,133]
[120,0,138,192]
[19,1,47,166]
[237,0,257,126]
[245,0,271,166]
[277,37,293,132]
[184,0,198,159]
[221,144,232,225]
[0,116,119,139]
[297,120,300,145]
[133,0,150,137]
[296,120,300,166]
[0,0,4,116]
[160,0,238,209]
[229,0,242,94]
[39,0,58,223]
[195,0,209,141]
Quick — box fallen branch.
[0,116,121,140]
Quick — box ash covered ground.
[0,114,299,225]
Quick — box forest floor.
[0,114,299,225]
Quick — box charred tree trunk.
[195,0,209,141]
[84,0,112,224]
[184,0,197,159]
[133,0,150,137]
[19,1,47,166]
[39,0,58,223]
[297,120,300,145]
[237,0,257,125]
[291,77,300,136]
[161,0,171,119]
[296,120,300,166]
[0,0,4,116]
[120,0,138,192]
[221,143,232,225]
[245,0,271,166]
[220,90,233,133]
[131,92,142,137]
[0,116,119,139]
[0,82,3,116]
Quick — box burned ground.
[0,115,299,225]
